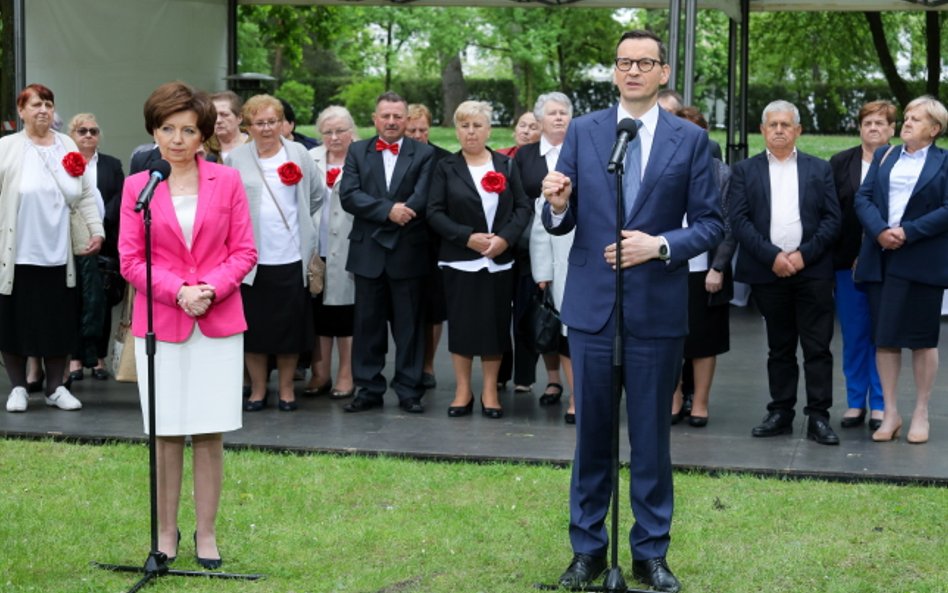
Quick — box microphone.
[134,159,172,212]
[607,118,640,174]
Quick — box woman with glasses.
[65,113,126,383]
[304,106,358,399]
[226,94,324,412]
[2,84,104,414]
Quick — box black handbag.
[97,255,126,308]
[522,286,562,354]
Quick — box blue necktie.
[622,124,642,222]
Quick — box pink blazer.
[119,158,258,342]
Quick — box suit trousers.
[752,276,835,419]
[834,270,883,412]
[352,273,426,402]
[568,306,681,561]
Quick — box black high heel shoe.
[448,394,474,417]
[243,390,269,412]
[841,409,867,428]
[194,531,222,570]
[163,529,181,564]
[480,396,503,419]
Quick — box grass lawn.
[1,438,946,593]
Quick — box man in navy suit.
[542,30,723,593]
[339,92,434,414]
[728,100,842,445]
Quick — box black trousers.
[351,273,426,402]
[752,276,835,419]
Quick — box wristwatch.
[657,236,670,261]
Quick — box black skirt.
[242,262,314,354]
[867,274,942,349]
[443,267,513,356]
[312,292,354,337]
[683,271,730,359]
[0,265,78,356]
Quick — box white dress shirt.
[888,145,928,228]
[767,148,802,252]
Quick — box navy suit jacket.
[96,152,125,258]
[339,136,434,279]
[854,144,948,287]
[729,150,841,284]
[541,105,724,337]
[427,150,531,265]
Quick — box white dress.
[136,194,243,436]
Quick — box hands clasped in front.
[177,284,216,318]
[388,202,416,226]
[877,227,905,250]
[467,233,509,260]
[772,251,805,278]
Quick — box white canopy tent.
[5,0,946,163]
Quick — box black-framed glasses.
[76,127,100,136]
[614,57,662,73]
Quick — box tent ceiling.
[239,0,948,23]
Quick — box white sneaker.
[6,386,28,412]
[45,386,82,410]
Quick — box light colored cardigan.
[226,137,324,286]
[309,144,355,306]
[0,130,105,295]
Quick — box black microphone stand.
[536,147,650,593]
[93,190,263,591]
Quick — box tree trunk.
[384,20,394,91]
[441,53,467,127]
[864,12,910,108]
[925,11,941,99]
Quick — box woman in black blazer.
[427,101,531,418]
[854,95,948,445]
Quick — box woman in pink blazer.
[119,82,257,569]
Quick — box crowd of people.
[2,27,947,588]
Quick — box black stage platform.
[2,306,946,485]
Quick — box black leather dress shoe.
[344,396,383,413]
[399,398,425,414]
[869,417,883,431]
[752,410,794,437]
[558,553,606,588]
[840,409,866,428]
[807,416,840,445]
[632,557,681,593]
[421,372,437,390]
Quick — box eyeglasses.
[321,128,351,138]
[251,119,282,129]
[614,57,662,73]
[76,127,100,136]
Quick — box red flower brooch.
[326,167,342,189]
[277,162,303,186]
[62,152,86,177]
[481,171,507,194]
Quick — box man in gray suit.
[339,92,435,413]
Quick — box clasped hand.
[877,227,905,250]
[76,235,104,257]
[772,251,804,278]
[177,284,215,317]
[388,203,416,226]
[604,230,662,269]
[467,232,509,260]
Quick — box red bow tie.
[375,139,399,155]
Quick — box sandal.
[539,382,563,406]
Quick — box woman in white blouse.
[427,101,532,418]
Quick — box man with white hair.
[728,100,842,445]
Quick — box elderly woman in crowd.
[119,81,257,566]
[2,84,104,413]
[66,113,125,383]
[524,92,576,422]
[226,95,323,412]
[669,106,734,427]
[497,111,541,157]
[305,105,357,399]
[854,95,948,445]
[829,100,896,432]
[204,90,249,162]
[427,100,531,418]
